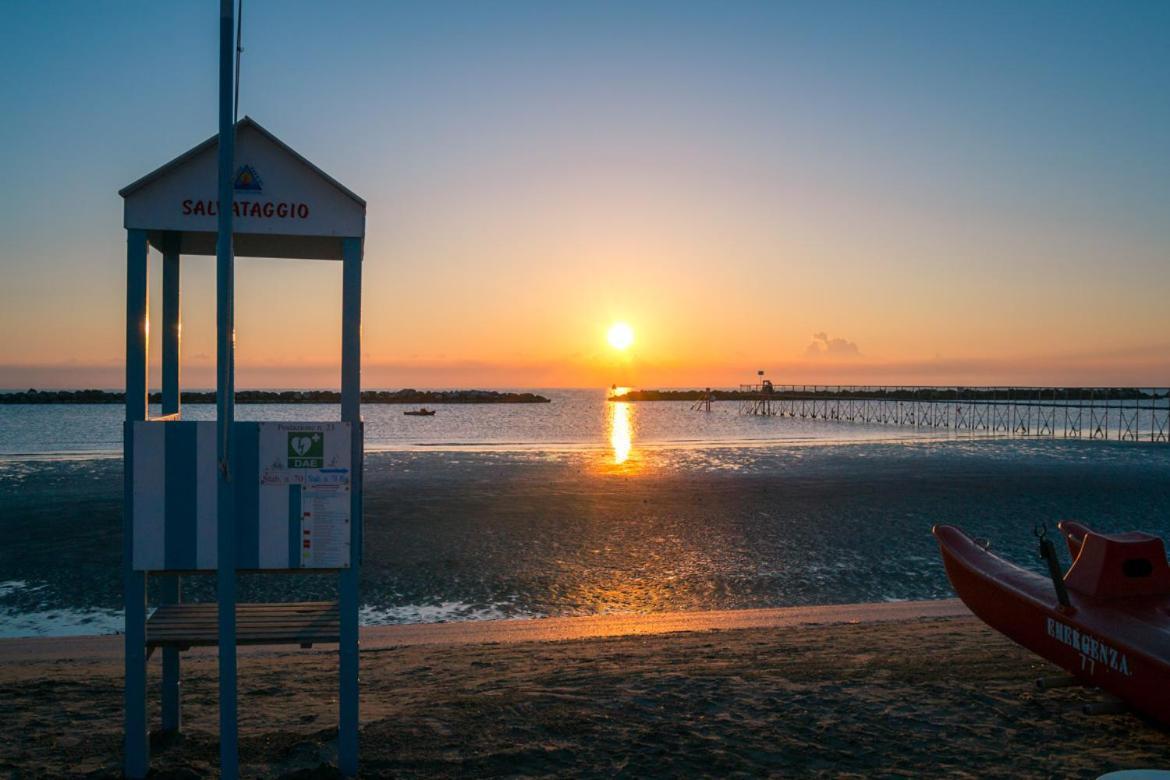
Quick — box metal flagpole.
[215,0,239,775]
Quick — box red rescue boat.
[933,522,1170,726]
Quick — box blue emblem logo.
[233,164,263,191]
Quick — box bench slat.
[146,601,341,648]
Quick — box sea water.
[2,389,1169,636]
[0,388,972,457]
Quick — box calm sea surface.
[2,388,1169,637]
[0,388,965,457]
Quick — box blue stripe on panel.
[164,423,198,570]
[289,485,302,569]
[233,422,260,569]
[132,422,167,571]
[195,422,218,570]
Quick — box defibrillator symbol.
[287,431,323,468]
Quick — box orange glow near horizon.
[4,226,1169,391]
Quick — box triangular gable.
[121,117,365,260]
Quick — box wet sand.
[2,602,1169,777]
[7,442,1170,634]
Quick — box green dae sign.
[287,431,324,468]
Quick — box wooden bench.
[146,601,340,652]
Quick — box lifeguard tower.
[118,114,365,777]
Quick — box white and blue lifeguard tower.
[118,111,366,777]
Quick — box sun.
[607,322,635,351]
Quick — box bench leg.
[339,568,359,777]
[160,576,182,734]
[124,571,149,778]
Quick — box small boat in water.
[403,408,436,417]
[934,522,1170,726]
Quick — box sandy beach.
[2,601,1169,778]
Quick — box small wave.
[0,451,121,463]
[0,581,30,598]
[0,607,124,638]
[359,601,539,625]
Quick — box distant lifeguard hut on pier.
[738,369,777,415]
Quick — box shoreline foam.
[0,598,969,660]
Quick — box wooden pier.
[734,385,1170,443]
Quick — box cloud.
[805,332,861,358]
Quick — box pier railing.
[735,385,1170,443]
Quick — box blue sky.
[1,1,1168,388]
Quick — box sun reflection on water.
[612,402,632,465]
[607,387,638,470]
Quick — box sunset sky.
[1,1,1168,390]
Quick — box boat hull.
[934,525,1170,726]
